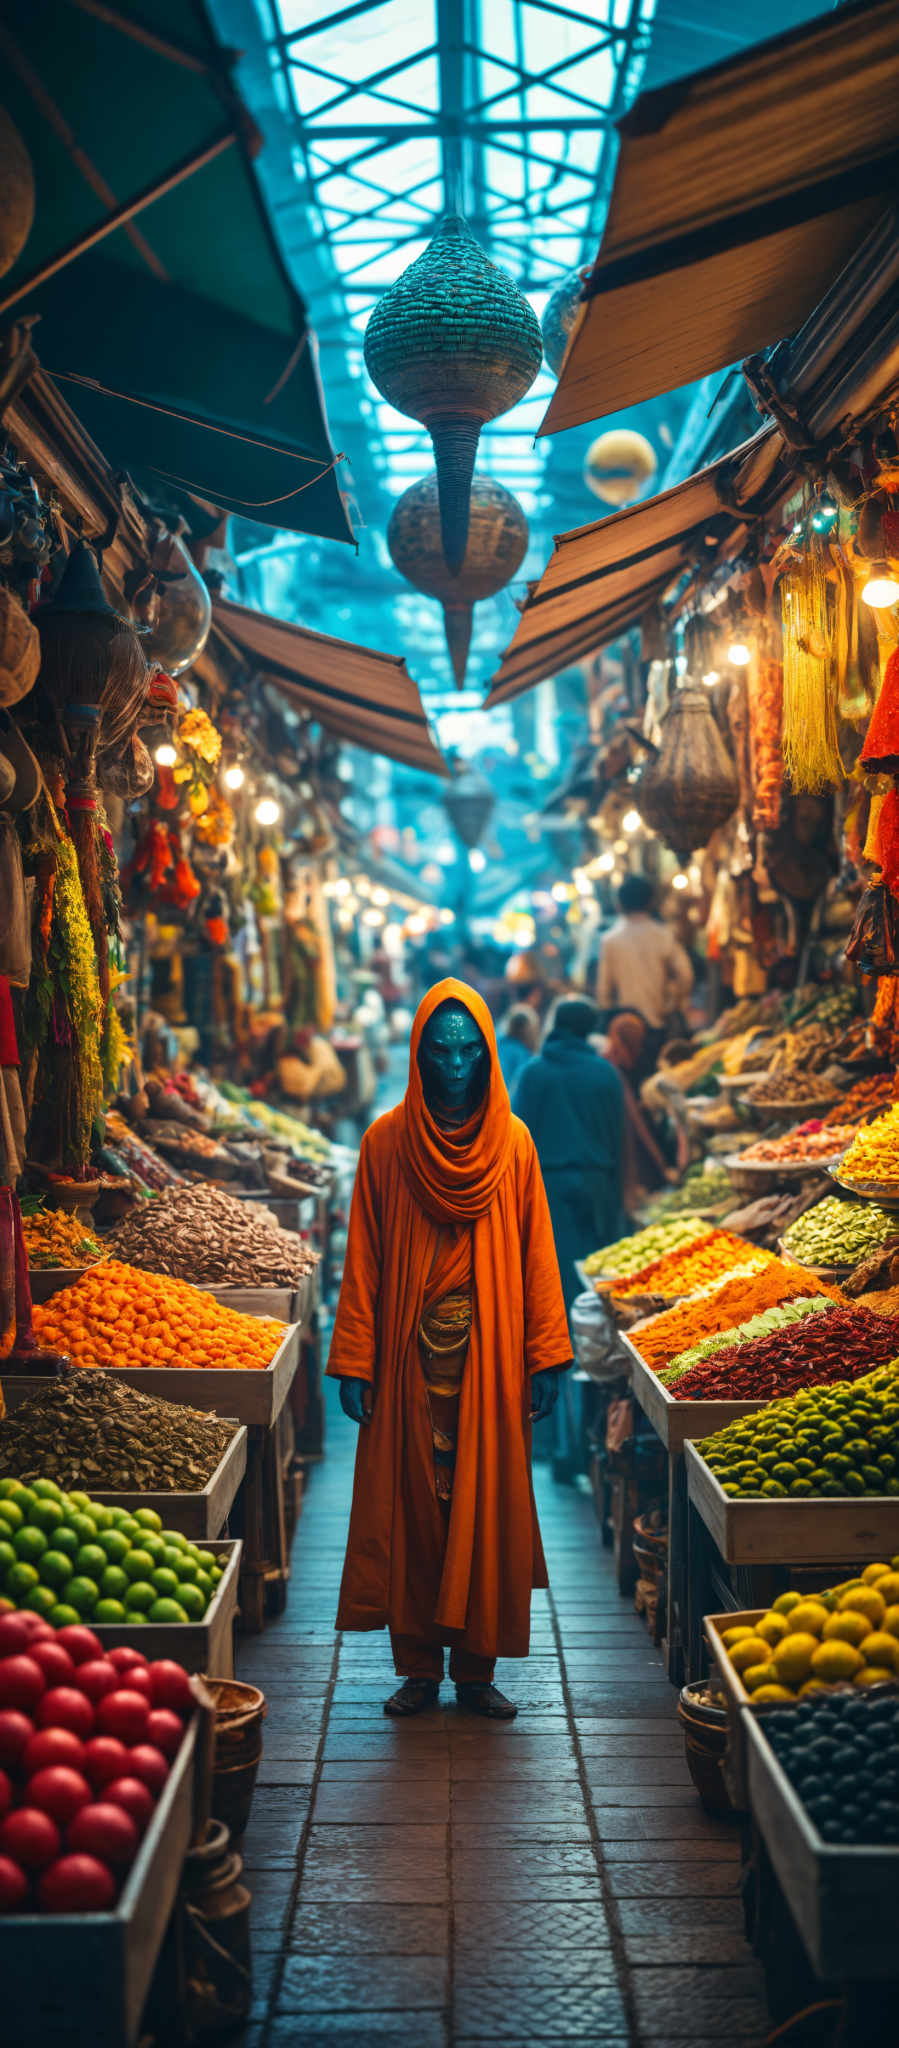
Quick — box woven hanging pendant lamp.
[388,472,529,688]
[541,267,589,377]
[365,216,541,575]
[635,686,739,861]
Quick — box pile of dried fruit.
[839,1102,899,1188]
[583,1216,708,1279]
[22,1212,102,1272]
[663,1304,899,1403]
[32,1263,285,1371]
[746,1070,838,1109]
[632,1261,846,1372]
[824,1073,899,1126]
[0,1374,237,1494]
[781,1195,899,1269]
[737,1125,855,1167]
[106,1184,316,1287]
[611,1230,772,1301]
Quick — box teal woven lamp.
[388,472,529,688]
[365,216,541,575]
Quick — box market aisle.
[235,1394,770,2048]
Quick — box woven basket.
[636,686,739,860]
[365,215,541,573]
[388,472,529,686]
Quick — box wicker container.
[636,686,739,861]
[364,214,541,573]
[388,472,528,686]
[677,1680,737,1818]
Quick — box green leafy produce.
[698,1362,899,1498]
[584,1216,708,1278]
[781,1196,899,1270]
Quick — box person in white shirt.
[596,875,693,1052]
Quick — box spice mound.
[583,1216,707,1279]
[611,1229,773,1302]
[661,1296,834,1382]
[781,1195,899,1270]
[746,1070,838,1109]
[665,1304,899,1403]
[840,1102,899,1189]
[22,1208,102,1270]
[737,1125,856,1167]
[632,1260,847,1372]
[106,1183,317,1287]
[698,1361,899,1499]
[32,1261,286,1371]
[0,1371,237,1492]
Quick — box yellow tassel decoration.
[781,535,844,791]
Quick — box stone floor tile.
[453,1900,614,1949]
[321,1756,450,1781]
[277,1951,447,2010]
[266,2018,448,2046]
[453,1977,628,2038]
[607,1862,742,1898]
[451,1841,597,1899]
[286,1902,448,1956]
[313,1779,450,1823]
[301,1825,449,1903]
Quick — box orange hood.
[397,978,515,1223]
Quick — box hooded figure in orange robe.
[327,979,571,1718]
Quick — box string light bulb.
[596,851,615,874]
[702,670,719,687]
[254,797,280,827]
[671,871,689,890]
[154,742,177,768]
[861,563,899,609]
[622,808,641,833]
[727,640,751,667]
[371,886,391,906]
[469,849,486,873]
[223,763,245,791]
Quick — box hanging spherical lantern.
[142,532,211,676]
[388,472,528,688]
[635,686,739,861]
[365,215,541,576]
[541,267,589,377]
[584,429,657,507]
[0,108,34,280]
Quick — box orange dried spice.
[841,1101,899,1189]
[631,1260,848,1372]
[612,1229,773,1301]
[32,1260,285,1371]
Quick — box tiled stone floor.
[235,1388,770,2046]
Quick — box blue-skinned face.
[418,1001,488,1122]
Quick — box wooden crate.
[86,1426,247,1540]
[745,1706,899,1979]
[704,1607,769,1809]
[28,1266,98,1302]
[88,1539,241,1677]
[2,1322,302,1429]
[0,1710,200,2047]
[685,1441,899,1565]
[627,1340,767,1453]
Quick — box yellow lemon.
[857,1631,899,1672]
[799,1679,837,1697]
[742,1663,777,1694]
[772,1633,818,1684]
[722,1626,757,1648]
[839,1586,886,1627]
[861,1563,891,1585]
[821,1610,871,1649]
[785,1601,829,1637]
[755,1612,790,1647]
[772,1591,803,1616]
[752,1684,796,1703]
[853,1666,896,1688]
[872,1572,899,1606]
[883,1604,899,1639]
[810,1639,865,1681]
[730,1636,773,1674]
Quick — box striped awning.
[212,597,447,778]
[486,430,781,706]
[539,0,899,435]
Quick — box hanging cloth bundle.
[780,533,845,793]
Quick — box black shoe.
[455,1682,518,1720]
[384,1678,440,1717]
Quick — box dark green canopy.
[0,0,353,544]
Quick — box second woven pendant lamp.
[365,216,541,575]
[388,473,529,688]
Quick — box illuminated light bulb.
[336,907,355,930]
[254,797,280,826]
[702,670,719,688]
[861,565,899,609]
[362,907,385,927]
[671,871,689,890]
[333,877,352,899]
[596,851,615,874]
[728,641,751,666]
[613,838,628,855]
[573,869,592,896]
[622,809,641,834]
[551,880,570,902]
[223,764,245,790]
[469,849,486,873]
[154,742,177,767]
[440,908,455,926]
[371,886,390,907]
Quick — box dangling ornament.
[584,429,656,507]
[388,473,528,688]
[780,533,845,792]
[364,215,541,575]
[541,267,590,377]
[143,530,211,676]
[635,686,739,860]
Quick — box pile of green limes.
[0,1477,226,1626]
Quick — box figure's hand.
[340,1377,371,1425]
[529,1367,561,1423]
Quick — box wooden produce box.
[685,1440,899,1566]
[704,1607,768,1810]
[90,1540,241,1677]
[29,1266,99,1303]
[3,1322,302,1430]
[230,1190,317,1232]
[87,1425,247,1540]
[625,1337,767,1453]
[745,1705,899,1979]
[202,1264,317,1330]
[0,1710,200,2047]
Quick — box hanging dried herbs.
[747,656,784,831]
[22,803,104,1175]
[780,533,845,792]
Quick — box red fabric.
[0,979,18,1067]
[328,979,570,1661]
[861,647,899,772]
[878,787,899,900]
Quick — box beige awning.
[486,430,781,705]
[212,597,447,778]
[540,0,899,434]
